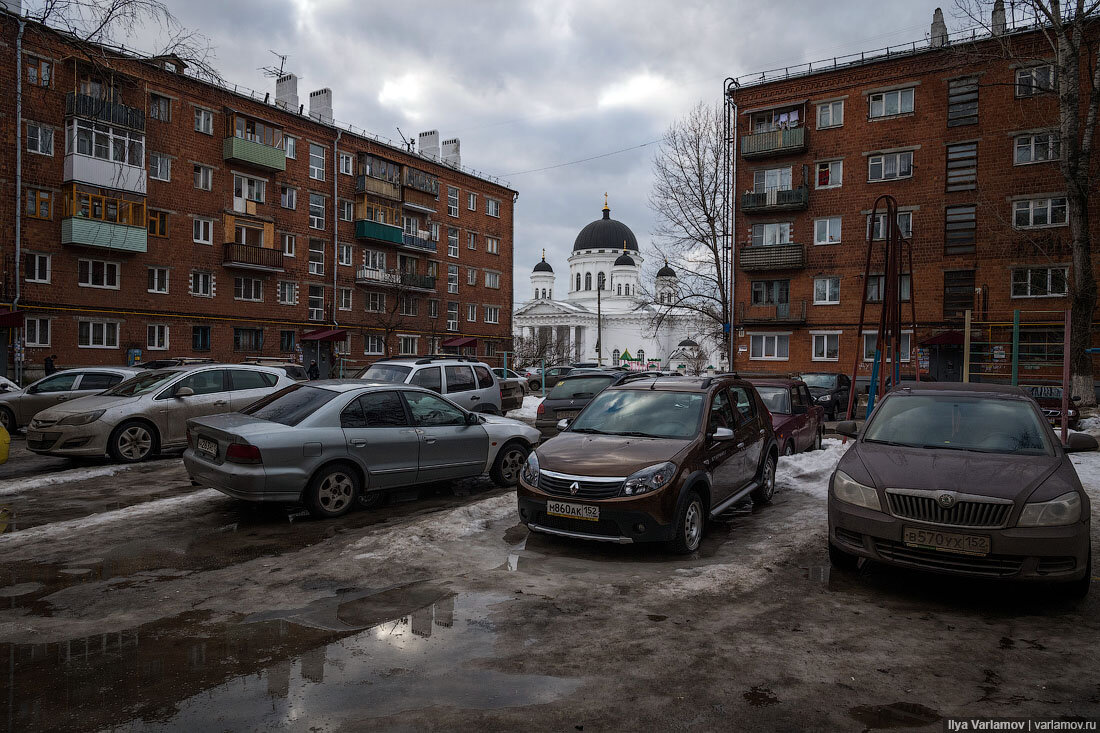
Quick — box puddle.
[1,588,581,732]
[848,702,942,729]
[743,685,779,707]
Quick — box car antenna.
[650,375,660,390]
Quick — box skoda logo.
[937,492,957,509]
[569,481,580,495]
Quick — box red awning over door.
[0,311,24,328]
[301,328,348,342]
[440,336,478,348]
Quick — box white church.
[513,199,720,371]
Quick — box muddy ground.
[0,437,1097,732]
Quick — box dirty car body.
[750,378,825,454]
[535,371,659,439]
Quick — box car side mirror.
[711,427,735,441]
[465,412,481,425]
[836,420,859,438]
[557,418,571,430]
[1064,432,1098,453]
[792,405,808,415]
[175,386,195,398]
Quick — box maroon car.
[749,379,825,455]
[1023,386,1082,429]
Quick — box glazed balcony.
[739,243,806,271]
[222,243,284,272]
[355,267,436,292]
[741,184,809,213]
[355,174,401,201]
[741,126,806,159]
[355,218,404,245]
[222,136,286,172]
[61,188,147,253]
[401,232,437,252]
[738,300,807,325]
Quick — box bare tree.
[647,102,730,360]
[511,332,574,371]
[953,0,1099,402]
[681,345,709,376]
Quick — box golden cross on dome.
[541,248,545,260]
[603,192,609,210]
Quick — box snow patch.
[508,395,543,422]
[1074,416,1100,440]
[1070,450,1100,496]
[348,494,515,559]
[775,438,848,499]
[0,464,139,496]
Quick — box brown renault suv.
[517,375,779,553]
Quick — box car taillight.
[226,443,262,464]
[186,428,194,449]
[537,401,545,415]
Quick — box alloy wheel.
[118,425,153,460]
[317,472,354,513]
[499,447,526,483]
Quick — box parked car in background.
[535,370,660,439]
[135,357,216,370]
[799,372,852,420]
[355,356,503,414]
[241,358,310,382]
[184,382,540,518]
[518,375,778,553]
[571,361,600,368]
[26,364,294,462]
[1023,385,1081,429]
[500,379,524,413]
[0,376,19,394]
[0,367,141,433]
[492,367,531,396]
[829,382,1096,598]
[750,378,826,455]
[529,365,575,392]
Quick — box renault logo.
[937,492,957,509]
[569,481,580,495]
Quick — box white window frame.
[233,173,266,204]
[284,136,297,159]
[281,233,296,257]
[750,222,792,247]
[78,320,119,349]
[308,285,325,321]
[364,334,385,355]
[365,291,385,313]
[234,277,263,302]
[25,317,50,347]
[77,259,120,290]
[466,303,477,322]
[811,332,841,362]
[486,237,499,255]
[281,185,297,209]
[149,152,171,181]
[309,239,325,275]
[191,271,213,297]
[1015,65,1055,97]
[309,193,326,230]
[1013,197,1068,229]
[25,252,50,283]
[467,231,476,250]
[309,143,325,180]
[339,199,354,222]
[448,264,459,294]
[862,331,912,362]
[339,152,354,176]
[193,164,213,191]
[26,122,54,156]
[748,333,790,361]
[338,243,353,267]
[193,107,213,135]
[868,88,914,118]
[447,228,460,258]
[487,198,501,218]
[815,160,842,189]
[468,192,477,210]
[868,151,913,182]
[868,211,913,240]
[484,271,501,289]
[399,335,419,356]
[467,267,478,286]
[147,266,169,294]
[363,250,386,270]
[816,100,843,129]
[1011,266,1069,298]
[147,324,169,351]
[814,216,842,245]
[484,305,500,324]
[447,186,460,217]
[277,281,298,305]
[338,287,353,311]
[813,276,840,305]
[1014,132,1061,165]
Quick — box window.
[233,222,264,247]
[309,143,325,180]
[364,334,385,355]
[78,259,119,289]
[448,264,459,294]
[339,199,353,221]
[25,189,52,220]
[193,164,213,191]
[428,300,439,318]
[463,192,476,211]
[1014,197,1068,228]
[308,286,325,321]
[234,277,263,301]
[233,328,264,351]
[25,317,50,347]
[192,217,213,245]
[485,305,500,324]
[862,331,912,362]
[868,151,913,181]
[484,271,501,289]
[149,153,171,181]
[447,228,459,257]
[284,136,297,159]
[815,160,842,188]
[868,88,914,118]
[750,280,789,307]
[400,335,419,355]
[25,253,50,283]
[751,106,800,132]
[447,186,459,217]
[191,271,213,297]
[279,330,296,352]
[365,291,385,312]
[947,76,979,127]
[309,193,325,229]
[446,302,459,331]
[338,243,353,266]
[25,57,51,87]
[281,233,296,256]
[868,211,913,240]
[149,93,171,122]
[364,249,386,270]
[814,216,842,245]
[147,267,169,294]
[816,100,843,128]
[308,238,325,275]
[467,303,477,322]
[339,152,354,176]
[281,185,297,209]
[1016,65,1054,97]
[147,324,169,350]
[233,174,265,205]
[338,287,352,311]
[584,273,593,290]
[192,326,211,351]
[147,210,169,237]
[399,296,419,316]
[467,267,478,286]
[945,142,977,191]
[66,119,143,166]
[277,281,297,305]
[194,107,213,134]
[749,333,789,361]
[233,114,284,150]
[486,237,499,255]
[753,167,791,193]
[812,333,840,361]
[487,198,501,218]
[750,222,792,247]
[865,274,911,302]
[1015,132,1060,165]
[430,223,441,242]
[27,122,53,155]
[814,277,840,305]
[943,270,975,320]
[467,232,476,250]
[78,320,119,348]
[944,205,976,255]
[1012,266,1068,298]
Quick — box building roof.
[533,250,553,273]
[657,261,677,278]
[677,339,699,348]
[614,251,635,266]
[573,202,639,253]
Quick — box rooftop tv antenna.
[259,50,290,78]
[395,126,415,152]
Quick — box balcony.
[738,300,807,325]
[401,232,437,252]
[65,92,145,130]
[222,243,284,272]
[739,243,805,271]
[356,174,401,201]
[402,186,438,214]
[355,218,404,245]
[62,218,147,253]
[64,153,146,194]
[222,136,286,172]
[356,267,436,292]
[741,184,809,213]
[741,126,806,158]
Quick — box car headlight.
[816,395,831,403]
[56,410,105,426]
[1017,491,1081,527]
[623,461,677,496]
[521,452,540,485]
[831,470,882,511]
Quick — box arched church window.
[617,284,622,296]
[597,272,606,289]
[584,273,592,290]
[612,349,620,365]
[534,289,538,300]
[637,348,645,365]
[576,274,581,291]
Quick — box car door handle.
[350,439,366,447]
[425,438,437,445]
[57,396,69,401]
[737,442,745,449]
[214,400,228,406]
[470,395,480,401]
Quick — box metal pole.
[1011,309,1020,386]
[725,82,739,372]
[1061,308,1071,444]
[963,310,972,383]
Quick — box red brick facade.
[729,27,1100,383]
[0,15,516,378]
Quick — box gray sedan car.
[183,381,541,519]
[0,367,140,432]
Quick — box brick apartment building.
[728,13,1100,384]
[0,10,517,380]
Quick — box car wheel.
[108,420,158,463]
[530,381,541,392]
[0,407,15,433]
[828,541,859,571]
[667,489,704,554]
[813,430,823,451]
[783,441,795,456]
[490,441,530,487]
[751,453,777,505]
[357,490,387,510]
[305,463,359,519]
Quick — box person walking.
[44,354,58,376]
[306,359,320,380]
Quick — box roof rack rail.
[422,353,480,362]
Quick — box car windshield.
[240,384,338,426]
[549,376,613,399]
[756,386,791,414]
[569,390,703,439]
[1025,385,1062,400]
[863,394,1051,455]
[801,374,837,389]
[104,370,178,397]
[360,364,412,383]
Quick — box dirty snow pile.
[0,464,139,496]
[1074,416,1100,439]
[1070,450,1100,496]
[775,438,848,499]
[508,395,543,422]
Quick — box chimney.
[930,8,948,47]
[441,137,461,167]
[275,73,299,111]
[309,88,333,124]
[419,130,440,160]
[992,0,1007,35]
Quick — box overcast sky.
[68,0,965,303]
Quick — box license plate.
[196,437,218,458]
[546,500,599,522]
[556,410,579,419]
[25,430,41,442]
[903,526,990,556]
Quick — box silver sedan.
[183,381,541,518]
